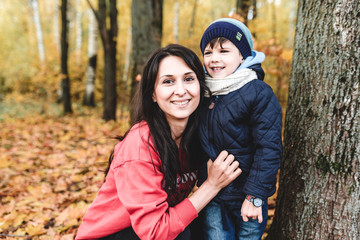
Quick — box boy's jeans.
[201,198,268,240]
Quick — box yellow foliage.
[25,222,47,236]
[0,155,11,168]
[281,49,294,62]
[0,108,126,238]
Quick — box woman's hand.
[188,151,241,212]
[206,150,242,191]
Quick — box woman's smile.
[153,55,200,126]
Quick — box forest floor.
[0,97,277,239]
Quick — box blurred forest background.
[0,0,296,239]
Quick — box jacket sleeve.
[243,82,282,200]
[113,159,198,240]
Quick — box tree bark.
[130,0,163,123]
[251,0,256,20]
[188,0,198,37]
[287,0,296,48]
[61,0,72,114]
[53,0,60,51]
[122,27,132,83]
[87,0,118,121]
[83,9,97,107]
[236,0,250,25]
[267,0,360,239]
[75,0,82,65]
[173,0,179,43]
[29,0,45,64]
[271,0,276,43]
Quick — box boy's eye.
[204,51,212,55]
[220,49,229,53]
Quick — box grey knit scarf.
[204,68,258,97]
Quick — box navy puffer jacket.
[198,64,282,201]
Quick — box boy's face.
[203,40,244,79]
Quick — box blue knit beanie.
[200,18,253,59]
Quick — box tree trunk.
[61,0,72,114]
[87,0,118,121]
[271,0,276,43]
[83,9,97,107]
[173,0,179,43]
[101,0,117,121]
[188,0,197,37]
[267,1,360,239]
[287,0,296,48]
[236,0,250,25]
[75,0,82,65]
[130,0,163,123]
[29,0,45,64]
[54,0,60,51]
[250,0,256,38]
[122,27,132,82]
[251,0,256,20]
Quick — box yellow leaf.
[61,233,75,240]
[13,213,27,228]
[0,156,11,168]
[14,228,27,236]
[25,223,46,236]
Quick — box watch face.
[253,198,263,207]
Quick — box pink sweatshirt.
[76,122,198,240]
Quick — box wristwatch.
[246,195,264,207]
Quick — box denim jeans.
[201,198,268,240]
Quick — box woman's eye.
[163,79,174,84]
[185,77,194,82]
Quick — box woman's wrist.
[187,180,220,212]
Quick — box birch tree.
[75,0,82,64]
[267,0,360,239]
[53,0,60,51]
[122,27,131,82]
[29,0,45,64]
[173,0,179,43]
[83,9,97,107]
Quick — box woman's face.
[153,55,200,127]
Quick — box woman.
[75,44,242,240]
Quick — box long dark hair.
[106,44,208,195]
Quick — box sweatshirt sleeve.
[243,82,283,199]
[113,159,198,240]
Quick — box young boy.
[197,18,283,239]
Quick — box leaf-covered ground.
[0,107,129,239]
[0,104,277,239]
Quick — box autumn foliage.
[0,0,294,239]
[0,109,129,239]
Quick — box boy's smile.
[203,40,244,79]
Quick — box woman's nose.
[174,81,186,95]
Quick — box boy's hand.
[241,199,263,223]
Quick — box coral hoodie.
[76,121,198,240]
